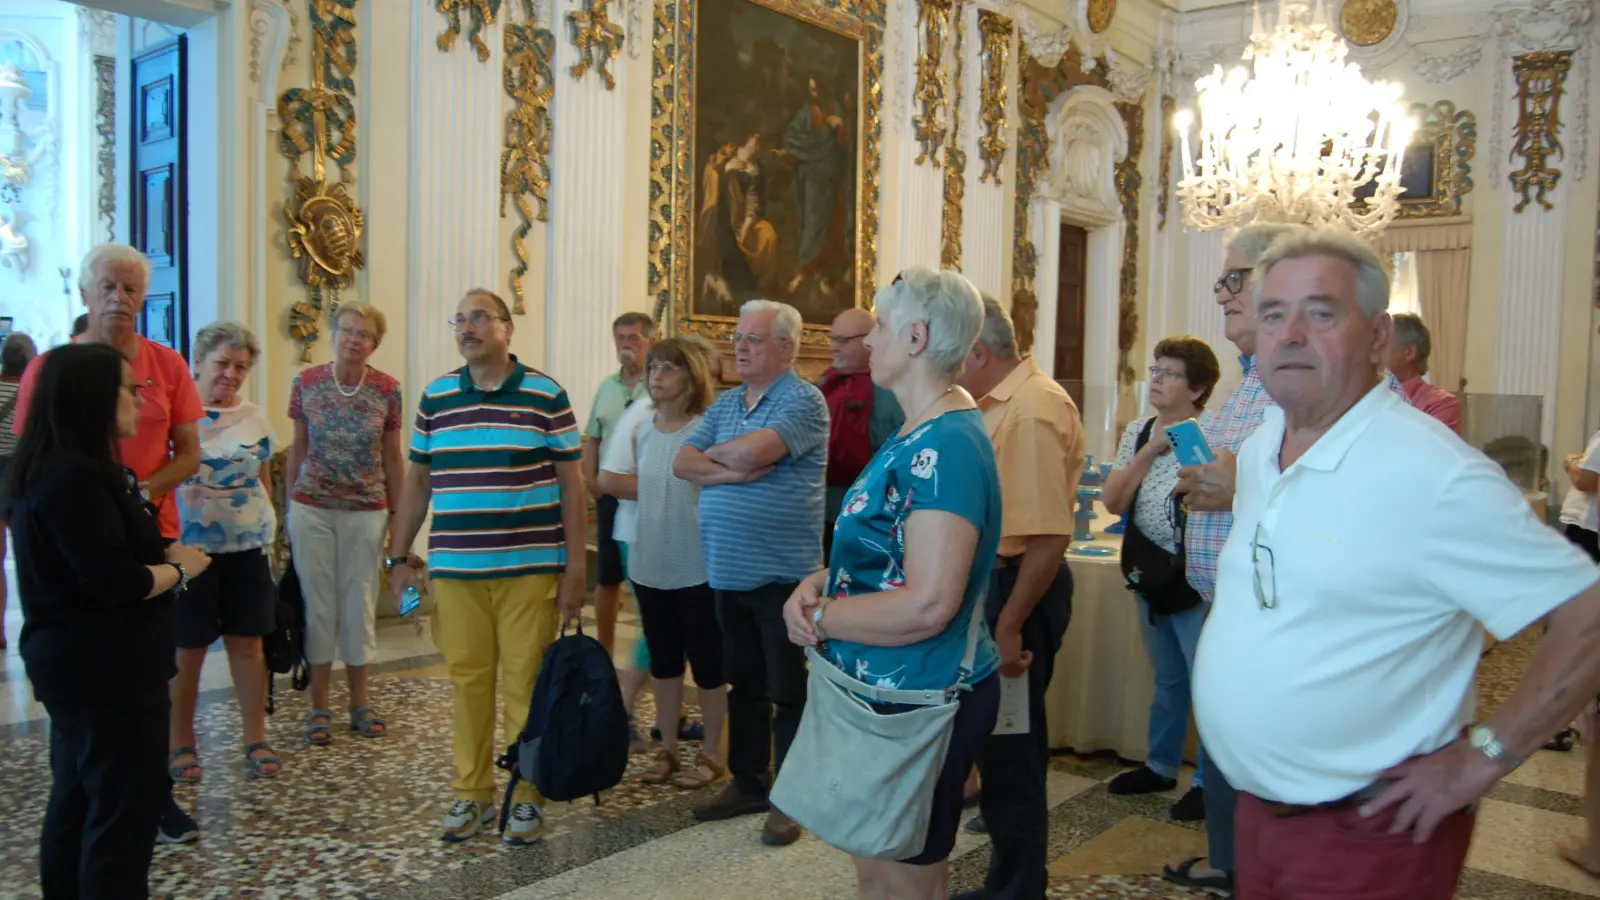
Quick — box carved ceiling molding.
[249,0,296,91]
[76,7,116,54]
[1043,85,1128,226]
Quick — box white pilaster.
[959,4,1004,295]
[407,0,503,410]
[547,0,629,426]
[1182,228,1231,398]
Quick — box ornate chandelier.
[1173,0,1415,236]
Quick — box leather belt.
[1256,781,1390,819]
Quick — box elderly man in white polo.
[1190,228,1600,900]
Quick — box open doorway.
[1053,222,1087,409]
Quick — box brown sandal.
[672,752,726,790]
[640,748,678,785]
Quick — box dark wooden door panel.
[1055,223,1088,409]
[130,38,187,355]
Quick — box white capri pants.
[288,501,388,667]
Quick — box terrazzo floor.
[0,597,1595,899]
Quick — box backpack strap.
[1125,417,1158,522]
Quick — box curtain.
[1414,247,1471,394]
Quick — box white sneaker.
[440,799,495,843]
[503,802,545,846]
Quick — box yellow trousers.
[432,573,560,804]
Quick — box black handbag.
[1118,418,1204,622]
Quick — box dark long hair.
[6,343,127,505]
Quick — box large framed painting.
[651,0,885,364]
[1351,101,1477,219]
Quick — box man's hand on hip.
[1358,739,1504,843]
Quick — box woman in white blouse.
[1100,335,1220,823]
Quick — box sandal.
[167,746,202,784]
[349,705,387,738]
[1545,729,1576,752]
[1162,857,1233,891]
[243,742,282,779]
[671,751,725,790]
[304,709,335,746]
[640,748,679,785]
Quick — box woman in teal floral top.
[783,266,1002,893]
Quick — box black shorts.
[1563,524,1600,563]
[633,582,725,688]
[175,548,276,649]
[900,674,1000,866]
[595,495,625,587]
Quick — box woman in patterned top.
[286,303,405,745]
[1100,335,1220,820]
[783,266,1002,895]
[171,322,282,780]
[0,331,37,648]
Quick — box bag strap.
[1126,417,1158,516]
[954,584,985,684]
[804,645,958,707]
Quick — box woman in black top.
[7,343,212,900]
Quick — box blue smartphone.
[1164,418,1216,467]
[399,585,423,617]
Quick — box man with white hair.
[953,295,1081,900]
[1191,229,1600,898]
[14,243,204,845]
[674,299,829,847]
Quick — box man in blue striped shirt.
[388,289,587,848]
[674,299,829,847]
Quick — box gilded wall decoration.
[568,0,625,89]
[1389,100,1476,219]
[1157,94,1172,230]
[1086,0,1115,34]
[94,55,115,243]
[1509,50,1571,213]
[1339,0,1398,48]
[913,0,953,166]
[941,1,966,270]
[501,0,556,314]
[976,10,1011,184]
[1114,98,1142,385]
[436,0,503,61]
[649,0,884,350]
[278,0,365,360]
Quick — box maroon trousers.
[1236,791,1475,900]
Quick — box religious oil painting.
[691,0,863,326]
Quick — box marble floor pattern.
[0,597,1596,899]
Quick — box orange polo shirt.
[976,357,1085,557]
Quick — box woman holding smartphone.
[1100,336,1220,823]
[7,343,212,899]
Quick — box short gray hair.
[872,266,985,373]
[1254,229,1390,321]
[79,243,151,292]
[1392,312,1432,372]
[192,320,262,367]
[976,293,1018,360]
[739,299,802,344]
[1226,223,1308,267]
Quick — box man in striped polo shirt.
[675,299,829,847]
[388,288,587,847]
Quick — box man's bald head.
[829,306,875,374]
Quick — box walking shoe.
[440,799,495,842]
[156,803,200,845]
[1170,786,1206,821]
[761,808,802,846]
[1108,765,1178,795]
[691,783,769,821]
[503,803,545,846]
[963,814,987,834]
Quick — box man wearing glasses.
[1191,229,1600,899]
[387,289,588,847]
[818,306,903,558]
[674,299,829,847]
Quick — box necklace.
[902,386,956,433]
[332,363,366,398]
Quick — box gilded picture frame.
[650,0,884,357]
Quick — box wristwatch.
[811,604,829,644]
[384,555,413,571]
[169,562,189,593]
[1467,724,1522,770]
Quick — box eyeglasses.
[647,361,682,374]
[338,326,377,342]
[829,333,868,346]
[1148,365,1186,381]
[448,310,509,331]
[1214,267,1255,296]
[730,332,786,346]
[1251,523,1277,610]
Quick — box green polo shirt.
[584,371,648,443]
